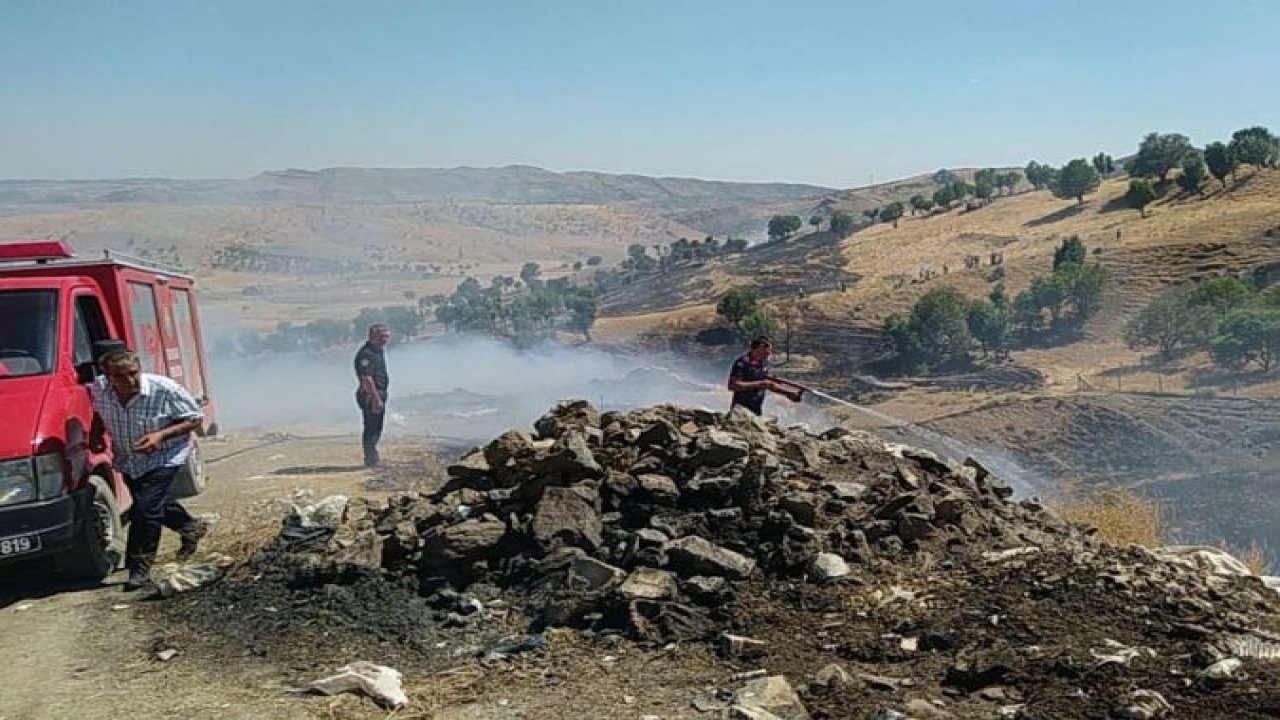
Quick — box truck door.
[68,292,114,486]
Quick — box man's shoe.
[123,573,150,592]
[176,520,210,561]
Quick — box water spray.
[639,362,1043,495]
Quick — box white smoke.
[206,333,836,443]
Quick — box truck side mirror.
[75,361,97,385]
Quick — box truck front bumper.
[0,490,87,565]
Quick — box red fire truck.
[0,240,216,581]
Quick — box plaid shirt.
[91,373,203,478]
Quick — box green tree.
[1092,152,1115,176]
[880,201,905,228]
[1025,161,1055,190]
[565,294,598,341]
[933,186,955,208]
[989,282,1009,308]
[1187,275,1255,318]
[933,168,959,185]
[974,168,998,188]
[975,178,995,202]
[723,237,749,253]
[625,243,656,272]
[585,255,603,266]
[1126,132,1195,182]
[909,194,930,215]
[1228,126,1280,170]
[809,215,823,233]
[906,286,972,364]
[1178,157,1207,194]
[997,171,1022,195]
[767,215,804,242]
[354,305,422,342]
[1053,235,1087,270]
[1211,307,1280,371]
[967,298,1010,357]
[863,207,880,222]
[1059,263,1112,323]
[1126,286,1213,358]
[716,286,759,330]
[1012,289,1046,334]
[520,261,541,284]
[882,314,924,366]
[1028,274,1068,325]
[829,211,856,237]
[738,308,779,343]
[1053,158,1101,205]
[306,318,353,348]
[1203,142,1238,188]
[1125,179,1158,217]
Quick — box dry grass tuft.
[1056,490,1274,574]
[1220,539,1273,576]
[1055,489,1167,548]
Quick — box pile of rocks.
[258,400,1076,641]
[169,400,1280,718]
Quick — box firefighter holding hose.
[727,335,804,416]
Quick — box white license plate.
[0,533,41,557]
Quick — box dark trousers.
[357,390,387,465]
[124,465,195,573]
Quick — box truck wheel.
[57,476,125,582]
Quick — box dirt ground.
[0,434,422,720]
[0,434,731,720]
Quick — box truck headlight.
[0,459,36,507]
[34,453,66,499]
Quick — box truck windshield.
[0,290,58,378]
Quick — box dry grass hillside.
[600,168,1280,395]
[0,201,704,329]
[0,201,704,268]
[593,170,1280,557]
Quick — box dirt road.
[0,433,435,720]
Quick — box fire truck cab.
[0,241,216,581]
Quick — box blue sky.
[1,0,1277,187]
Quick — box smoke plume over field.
[208,334,836,443]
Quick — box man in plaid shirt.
[90,349,208,591]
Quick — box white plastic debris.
[153,553,234,597]
[1114,689,1172,719]
[14,603,32,612]
[983,547,1042,562]
[1201,657,1243,680]
[1091,639,1155,667]
[287,490,349,529]
[309,661,408,709]
[1221,634,1280,660]
[1260,576,1280,596]
[156,649,179,662]
[1154,546,1251,577]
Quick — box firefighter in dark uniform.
[727,335,802,415]
[354,323,391,467]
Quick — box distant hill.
[0,165,838,271]
[670,168,1018,238]
[0,165,833,213]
